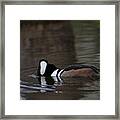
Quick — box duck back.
[61,64,99,80]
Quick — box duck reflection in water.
[34,59,99,86]
[36,76,63,93]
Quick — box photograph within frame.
[20,20,100,100]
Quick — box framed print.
[0,0,119,119]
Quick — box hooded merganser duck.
[36,59,99,83]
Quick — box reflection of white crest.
[40,61,47,75]
[40,76,46,93]
[41,76,46,85]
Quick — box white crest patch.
[40,61,47,75]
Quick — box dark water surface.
[20,20,100,100]
[20,76,99,100]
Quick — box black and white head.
[39,59,48,76]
